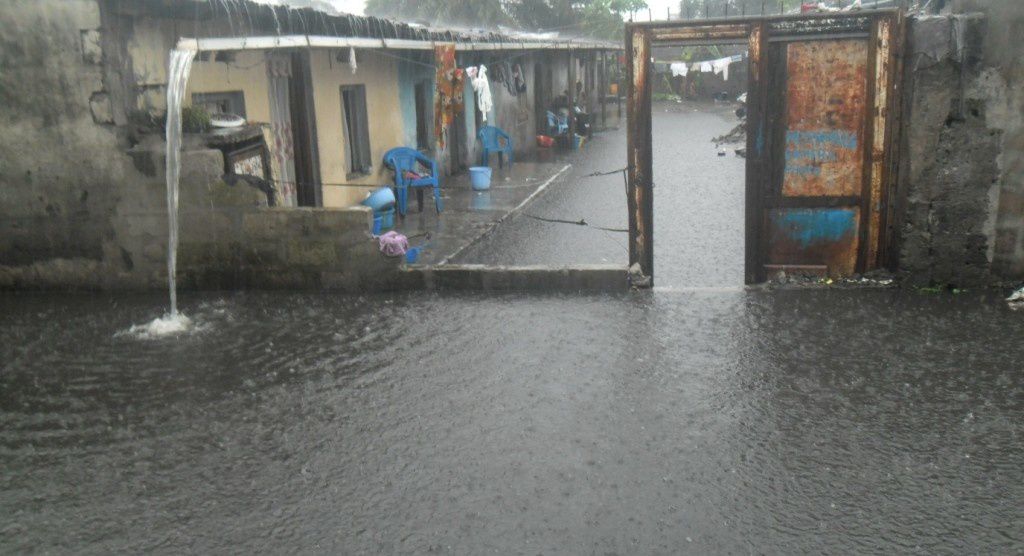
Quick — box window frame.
[340,84,373,179]
[191,91,247,118]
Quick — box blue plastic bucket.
[372,213,382,235]
[362,187,396,211]
[405,246,421,264]
[378,207,395,230]
[469,166,492,191]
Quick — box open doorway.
[649,42,749,287]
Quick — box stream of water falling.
[165,48,196,317]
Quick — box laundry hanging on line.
[466,65,493,122]
[664,53,745,81]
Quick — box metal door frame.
[625,10,905,285]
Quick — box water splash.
[165,48,196,317]
[119,312,195,340]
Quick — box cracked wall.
[898,3,1024,286]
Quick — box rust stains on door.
[782,40,868,198]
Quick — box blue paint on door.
[772,209,857,247]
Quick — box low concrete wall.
[178,206,402,291]
[402,264,629,291]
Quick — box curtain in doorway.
[266,53,297,207]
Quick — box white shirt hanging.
[712,57,732,81]
[670,62,689,77]
[470,65,493,122]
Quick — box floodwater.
[2,289,1023,553]
[456,100,746,288]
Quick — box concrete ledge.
[402,264,629,291]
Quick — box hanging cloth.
[470,65,493,123]
[433,44,462,149]
[348,47,357,74]
[712,57,732,81]
[699,61,713,73]
[670,62,689,77]
[512,63,527,94]
[265,53,296,207]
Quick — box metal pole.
[616,51,622,120]
[567,50,577,142]
[600,50,607,129]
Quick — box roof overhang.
[176,35,619,52]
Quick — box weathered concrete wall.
[178,204,401,291]
[898,4,1024,286]
[0,0,154,288]
[404,264,628,291]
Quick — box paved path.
[391,161,573,266]
[455,100,747,288]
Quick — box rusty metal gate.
[626,10,905,285]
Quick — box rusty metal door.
[626,11,904,285]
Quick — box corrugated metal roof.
[139,0,618,49]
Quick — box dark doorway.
[289,51,321,207]
[534,61,547,134]
[414,80,430,151]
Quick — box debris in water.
[628,263,651,288]
[712,121,746,146]
[1007,285,1024,311]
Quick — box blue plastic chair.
[478,125,513,168]
[383,147,441,215]
[546,111,569,136]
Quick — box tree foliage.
[677,0,807,18]
[364,0,510,26]
[364,0,647,40]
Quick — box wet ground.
[456,101,746,288]
[1,289,1022,554]
[391,162,573,266]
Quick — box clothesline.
[667,53,745,80]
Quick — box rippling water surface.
[2,290,1022,553]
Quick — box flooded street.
[2,289,1023,553]
[456,101,746,288]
